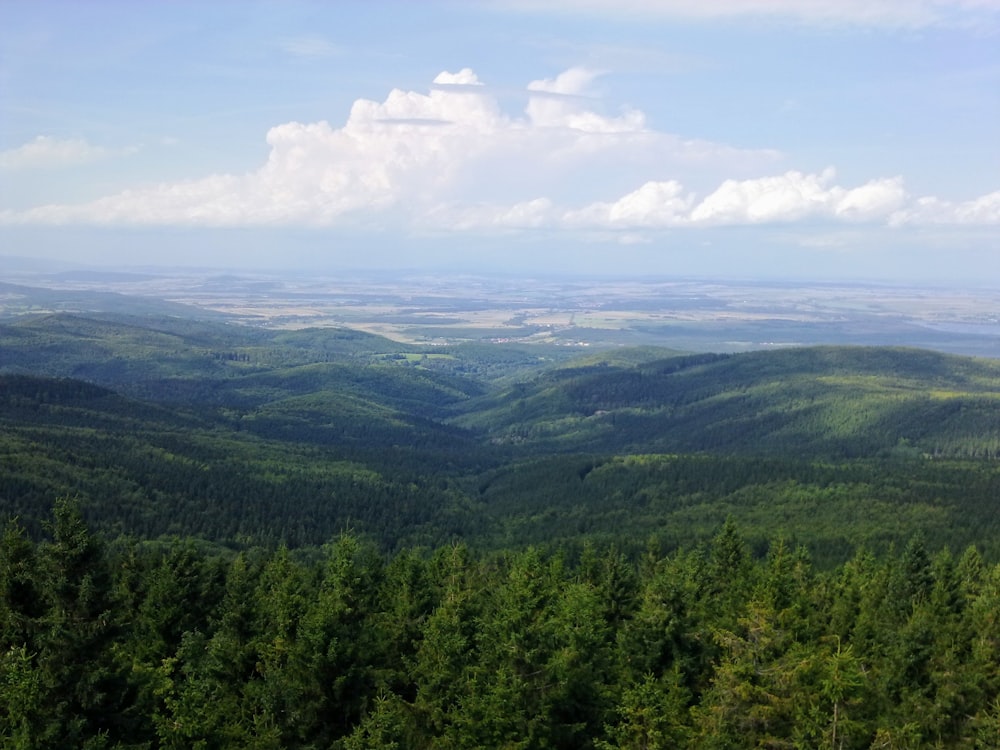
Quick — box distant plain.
[2,263,999,357]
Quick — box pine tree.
[33,498,130,747]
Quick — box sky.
[1,0,998,282]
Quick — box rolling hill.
[453,346,1000,459]
[2,312,1000,561]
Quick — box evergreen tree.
[596,670,691,750]
[33,498,131,747]
[0,520,42,647]
[410,543,480,743]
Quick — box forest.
[2,500,1000,748]
[3,310,1000,747]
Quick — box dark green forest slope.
[456,347,1000,458]
[2,312,1000,560]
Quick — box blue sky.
[1,0,998,281]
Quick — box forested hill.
[456,346,1000,458]
[0,311,573,391]
[5,312,1000,461]
[3,312,1000,559]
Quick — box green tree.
[0,644,43,748]
[444,548,557,748]
[692,600,796,749]
[152,551,261,747]
[242,545,318,747]
[597,670,691,750]
[790,638,867,750]
[411,543,480,743]
[0,520,42,646]
[296,533,384,745]
[615,547,702,685]
[338,689,414,750]
[32,498,131,747]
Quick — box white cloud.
[433,69,485,87]
[488,0,1000,28]
[0,68,771,227]
[559,170,910,229]
[416,169,959,233]
[890,190,1000,226]
[0,69,996,234]
[0,136,110,170]
[564,180,692,227]
[526,68,646,132]
[688,170,908,225]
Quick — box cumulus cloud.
[559,170,910,229]
[0,69,996,234]
[525,68,646,132]
[0,136,110,170]
[432,69,486,87]
[0,68,772,227]
[688,170,908,225]
[890,190,1000,226]
[564,180,692,228]
[415,168,998,234]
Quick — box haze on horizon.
[1,0,998,282]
